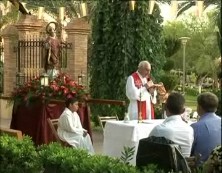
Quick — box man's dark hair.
[65,97,78,108]
[165,92,185,115]
[197,92,218,112]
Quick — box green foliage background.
[89,0,165,119]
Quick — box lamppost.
[179,37,190,95]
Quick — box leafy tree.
[177,0,221,17]
[163,10,220,86]
[0,1,19,31]
[164,37,181,58]
[89,0,165,118]
[176,0,221,55]
[159,73,179,92]
[162,59,174,72]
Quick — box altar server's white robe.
[57,108,94,154]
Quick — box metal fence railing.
[16,37,71,84]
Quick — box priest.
[126,60,157,120]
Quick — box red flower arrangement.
[11,73,86,105]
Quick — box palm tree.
[176,0,221,17]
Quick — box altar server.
[57,97,94,154]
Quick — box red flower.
[68,81,76,87]
[63,88,69,95]
[11,73,85,104]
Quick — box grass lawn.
[185,94,197,111]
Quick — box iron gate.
[16,37,72,84]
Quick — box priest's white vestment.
[126,71,157,120]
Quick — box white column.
[196,1,204,17]
[37,7,44,19]
[149,0,155,14]
[170,1,178,19]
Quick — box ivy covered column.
[89,0,165,113]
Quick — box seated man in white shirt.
[148,92,194,157]
[57,97,94,154]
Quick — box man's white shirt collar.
[163,115,182,123]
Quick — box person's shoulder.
[190,121,199,128]
[185,123,194,132]
[126,74,134,82]
[130,72,138,77]
[73,111,78,115]
[181,120,193,128]
[73,112,80,118]
[60,108,72,117]
[152,123,167,132]
[153,125,175,137]
[214,114,221,119]
[60,110,68,116]
[58,112,66,121]
[149,124,160,134]
[190,119,205,131]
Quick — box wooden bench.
[0,127,23,140]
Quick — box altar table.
[103,119,164,165]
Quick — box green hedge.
[38,143,139,173]
[0,134,206,173]
[0,135,162,173]
[0,135,42,173]
[185,86,199,96]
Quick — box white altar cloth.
[103,119,164,165]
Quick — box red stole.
[132,72,154,119]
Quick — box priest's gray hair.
[138,61,151,69]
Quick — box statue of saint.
[44,22,61,79]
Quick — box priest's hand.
[149,87,155,96]
[144,80,154,90]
